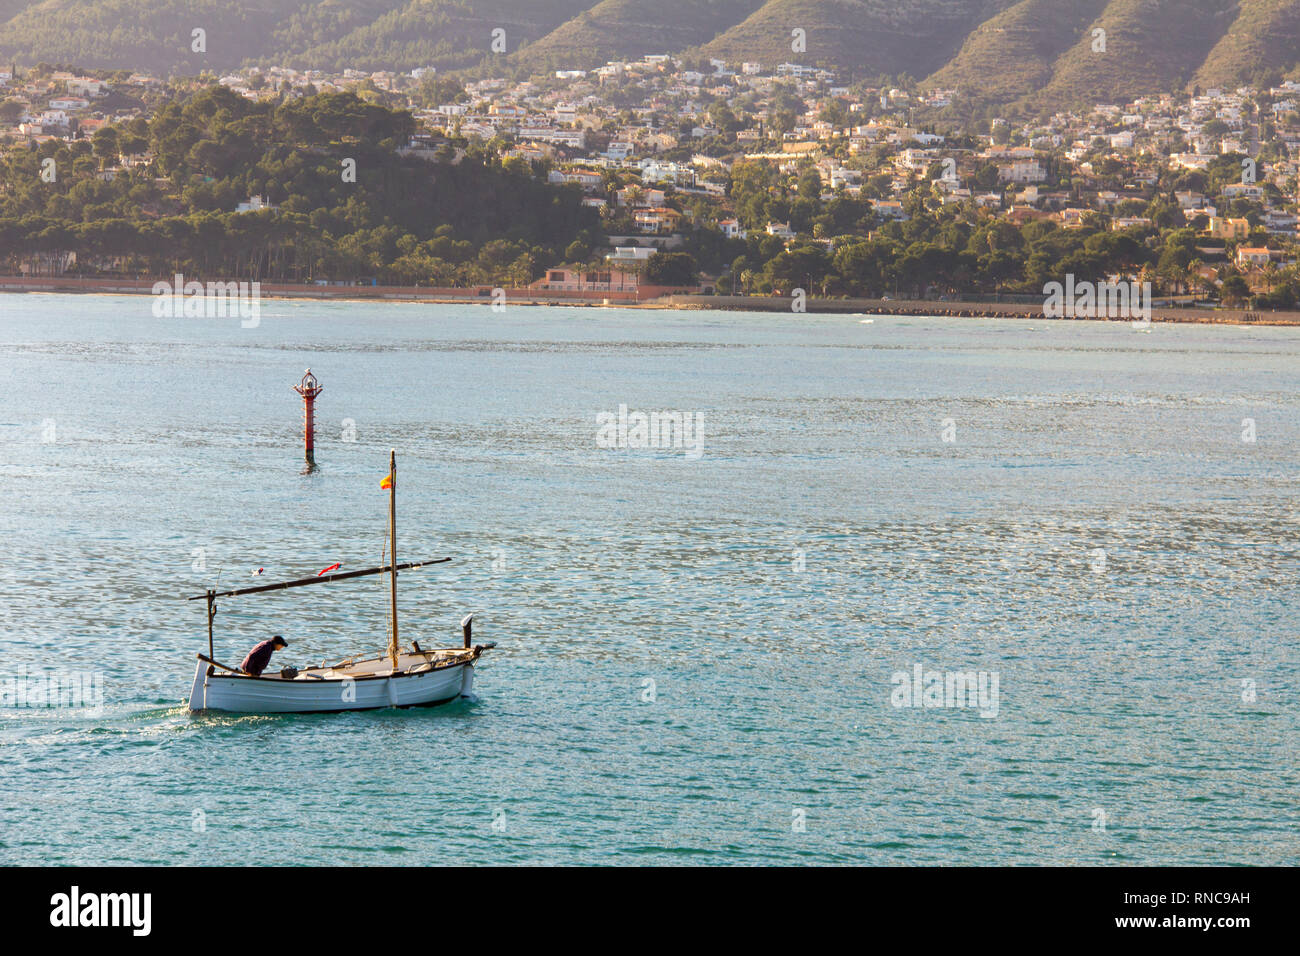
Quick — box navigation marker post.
[293,369,323,468]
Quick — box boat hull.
[188,658,476,714]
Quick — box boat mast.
[206,589,215,660]
[386,449,399,669]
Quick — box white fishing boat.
[187,451,494,714]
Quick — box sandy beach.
[3,275,1298,325]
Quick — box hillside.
[508,0,764,75]
[0,86,600,283]
[1026,0,1236,112]
[0,0,589,75]
[0,0,305,74]
[265,0,409,68]
[1194,0,1300,88]
[2,0,1300,110]
[922,0,1109,110]
[696,0,1016,76]
[284,0,592,73]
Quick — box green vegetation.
[3,85,1297,309]
[0,87,600,285]
[511,0,763,75]
[643,250,698,286]
[282,0,592,74]
[1027,0,1232,113]
[1194,0,1300,90]
[922,0,1109,116]
[678,156,1300,308]
[697,0,1015,75]
[0,0,589,76]
[0,0,306,75]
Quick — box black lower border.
[1,865,1280,944]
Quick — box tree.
[91,127,119,165]
[1220,275,1250,307]
[0,90,601,286]
[766,244,832,294]
[796,169,822,200]
[643,252,697,286]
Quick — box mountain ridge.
[0,0,1298,110]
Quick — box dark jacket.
[241,639,279,677]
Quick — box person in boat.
[240,635,288,677]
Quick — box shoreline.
[2,276,1298,325]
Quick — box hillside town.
[3,55,1300,307]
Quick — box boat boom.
[186,558,450,601]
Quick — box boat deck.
[306,649,477,681]
[207,648,481,682]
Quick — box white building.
[65,77,106,97]
[548,169,603,189]
[235,195,277,213]
[607,246,657,262]
[998,159,1046,184]
[777,64,818,79]
[1222,183,1264,201]
[528,128,586,148]
[718,218,747,239]
[639,160,693,185]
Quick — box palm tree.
[1262,262,1281,293]
[1184,258,1204,299]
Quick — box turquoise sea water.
[0,294,1296,865]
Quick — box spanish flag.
[380,473,393,490]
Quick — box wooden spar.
[197,653,243,674]
[387,450,399,669]
[206,589,215,660]
[186,558,450,601]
